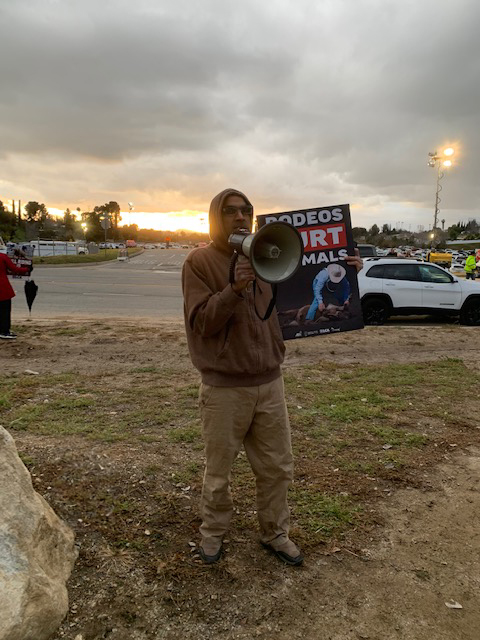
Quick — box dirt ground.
[2,319,480,640]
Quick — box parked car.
[356,243,378,258]
[100,242,117,249]
[426,250,452,269]
[144,243,157,249]
[358,258,480,325]
[450,263,466,275]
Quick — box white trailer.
[29,240,88,257]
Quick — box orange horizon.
[46,207,210,233]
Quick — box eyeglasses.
[222,205,253,217]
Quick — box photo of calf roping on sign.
[257,204,364,341]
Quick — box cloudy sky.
[0,0,479,231]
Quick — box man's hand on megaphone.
[232,255,256,294]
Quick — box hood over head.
[208,188,253,253]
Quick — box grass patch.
[171,461,202,485]
[32,248,141,264]
[336,459,375,474]
[3,352,479,548]
[283,359,479,490]
[366,425,428,447]
[178,384,200,399]
[291,488,359,542]
[2,359,475,456]
[0,391,11,409]
[0,372,201,441]
[18,452,36,468]
[168,426,202,443]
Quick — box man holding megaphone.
[182,188,362,567]
[182,187,303,567]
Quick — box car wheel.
[362,297,390,325]
[460,299,480,326]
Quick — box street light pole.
[427,147,454,248]
[433,160,442,238]
[127,202,134,256]
[100,214,111,256]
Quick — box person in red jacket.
[0,252,31,339]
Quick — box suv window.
[365,264,384,278]
[383,264,420,281]
[418,264,453,283]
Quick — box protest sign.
[11,256,33,279]
[257,204,364,340]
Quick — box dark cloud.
[0,0,479,226]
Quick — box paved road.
[10,248,478,325]
[10,249,187,320]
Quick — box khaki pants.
[198,376,293,546]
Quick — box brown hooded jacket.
[182,188,285,387]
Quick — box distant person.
[464,251,476,280]
[0,252,32,340]
[305,263,351,321]
[13,247,27,259]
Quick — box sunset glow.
[120,209,209,233]
[47,208,210,233]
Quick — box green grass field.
[2,356,478,546]
[32,248,141,264]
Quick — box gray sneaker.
[261,539,304,566]
[199,537,223,564]
[0,333,16,340]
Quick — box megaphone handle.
[252,281,277,321]
[229,252,239,285]
[229,252,276,321]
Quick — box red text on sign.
[300,224,347,253]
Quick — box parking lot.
[8,248,480,325]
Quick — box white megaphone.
[228,221,304,284]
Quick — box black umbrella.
[24,280,38,316]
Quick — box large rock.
[0,427,77,640]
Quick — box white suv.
[358,258,480,325]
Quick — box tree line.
[3,198,477,248]
[353,219,480,248]
[0,200,123,243]
[0,200,209,245]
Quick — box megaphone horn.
[228,221,304,284]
